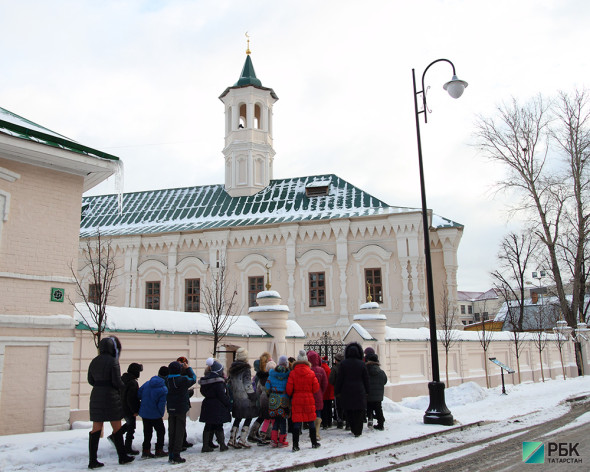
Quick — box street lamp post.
[412,59,468,426]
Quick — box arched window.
[254,104,261,129]
[239,104,247,129]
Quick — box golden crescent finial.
[245,32,251,55]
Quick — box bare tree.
[69,230,118,349]
[201,259,241,357]
[474,298,495,388]
[475,90,590,373]
[529,300,558,382]
[491,230,539,383]
[436,285,460,386]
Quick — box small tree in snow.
[475,298,495,388]
[70,230,118,349]
[201,258,241,357]
[437,285,460,386]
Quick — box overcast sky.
[1,0,588,291]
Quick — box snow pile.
[400,382,487,411]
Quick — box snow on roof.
[344,322,375,341]
[359,302,380,310]
[305,180,331,188]
[0,106,71,140]
[80,174,457,237]
[256,290,281,299]
[248,305,290,313]
[432,213,463,229]
[384,326,557,342]
[74,303,269,337]
[286,320,306,338]
[353,314,387,321]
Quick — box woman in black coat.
[334,342,370,437]
[87,336,134,469]
[198,358,231,452]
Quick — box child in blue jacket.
[138,366,168,458]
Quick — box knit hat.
[334,352,344,362]
[127,362,143,378]
[158,366,169,377]
[278,355,288,366]
[168,361,182,375]
[266,360,277,372]
[367,353,379,363]
[364,347,375,358]
[296,349,308,362]
[253,359,261,373]
[206,357,224,375]
[235,347,248,362]
[177,356,188,364]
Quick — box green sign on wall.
[50,287,65,302]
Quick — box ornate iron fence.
[304,331,345,365]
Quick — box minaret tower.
[219,35,279,197]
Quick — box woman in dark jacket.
[199,358,231,453]
[227,347,258,448]
[334,342,370,437]
[87,336,134,469]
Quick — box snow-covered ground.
[1,376,589,471]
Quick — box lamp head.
[443,75,468,99]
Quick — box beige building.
[79,51,464,339]
[0,107,120,434]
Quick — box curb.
[266,421,485,472]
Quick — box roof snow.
[74,303,270,337]
[80,174,462,237]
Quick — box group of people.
[86,336,387,469]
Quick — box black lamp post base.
[423,381,454,426]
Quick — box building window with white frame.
[146,281,160,310]
[185,278,200,312]
[309,272,326,307]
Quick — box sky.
[1,0,589,291]
[1,375,589,471]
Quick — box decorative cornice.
[0,272,76,283]
[0,166,20,182]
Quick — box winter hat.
[158,366,169,377]
[364,347,375,358]
[177,356,188,364]
[253,359,261,373]
[168,361,182,375]
[367,353,379,363]
[236,347,248,362]
[334,352,344,362]
[266,360,277,372]
[206,357,224,375]
[278,355,288,367]
[127,363,143,378]
[296,349,308,362]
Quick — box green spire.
[234,55,262,87]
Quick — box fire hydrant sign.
[50,287,65,302]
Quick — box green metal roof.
[235,55,262,87]
[219,54,278,100]
[0,106,120,161]
[80,174,426,237]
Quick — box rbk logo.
[523,442,545,464]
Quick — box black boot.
[310,426,321,449]
[209,431,219,449]
[88,430,104,469]
[201,431,214,453]
[292,430,300,452]
[124,432,139,455]
[112,428,135,465]
[215,428,228,452]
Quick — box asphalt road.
[390,398,590,472]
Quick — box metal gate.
[304,331,345,365]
